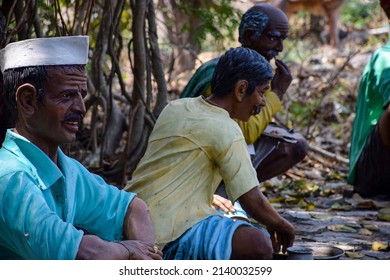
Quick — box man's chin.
[266,51,278,61]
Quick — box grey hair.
[238,8,269,45]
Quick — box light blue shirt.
[0,130,135,259]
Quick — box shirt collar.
[4,129,64,190]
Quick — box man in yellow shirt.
[125,47,295,259]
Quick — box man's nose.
[73,92,86,114]
[275,40,284,52]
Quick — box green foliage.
[341,0,381,28]
[179,0,242,51]
[38,0,57,36]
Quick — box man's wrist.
[115,241,131,259]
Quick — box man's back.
[125,97,258,247]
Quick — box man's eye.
[62,92,74,99]
[269,36,278,41]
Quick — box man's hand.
[119,240,163,260]
[267,217,295,254]
[77,235,163,260]
[211,194,235,213]
[271,58,292,100]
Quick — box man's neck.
[13,127,59,164]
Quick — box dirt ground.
[278,199,390,260]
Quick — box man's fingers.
[270,230,281,253]
[212,195,235,213]
[274,59,291,74]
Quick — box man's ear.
[234,80,248,102]
[16,83,39,116]
[243,29,255,46]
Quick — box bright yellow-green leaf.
[372,241,389,251]
[306,203,315,211]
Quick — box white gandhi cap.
[0,35,89,73]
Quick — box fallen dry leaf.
[344,223,361,229]
[310,213,332,220]
[269,196,285,203]
[345,251,365,259]
[372,241,389,251]
[356,200,377,210]
[363,224,379,231]
[327,224,357,233]
[377,208,390,221]
[358,228,373,236]
[330,202,351,211]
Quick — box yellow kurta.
[125,97,259,247]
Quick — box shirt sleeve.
[217,139,260,202]
[235,90,282,144]
[71,160,135,242]
[0,172,83,260]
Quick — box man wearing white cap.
[0,36,162,260]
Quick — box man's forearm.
[238,187,285,228]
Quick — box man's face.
[30,66,87,149]
[248,14,289,61]
[239,82,269,121]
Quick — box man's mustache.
[253,105,261,115]
[63,113,84,122]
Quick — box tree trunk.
[148,0,168,117]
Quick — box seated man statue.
[125,47,295,259]
[0,36,162,260]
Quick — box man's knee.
[232,227,273,260]
[249,231,273,259]
[293,136,308,163]
[277,135,307,164]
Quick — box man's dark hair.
[238,7,269,46]
[211,47,273,97]
[2,66,47,130]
